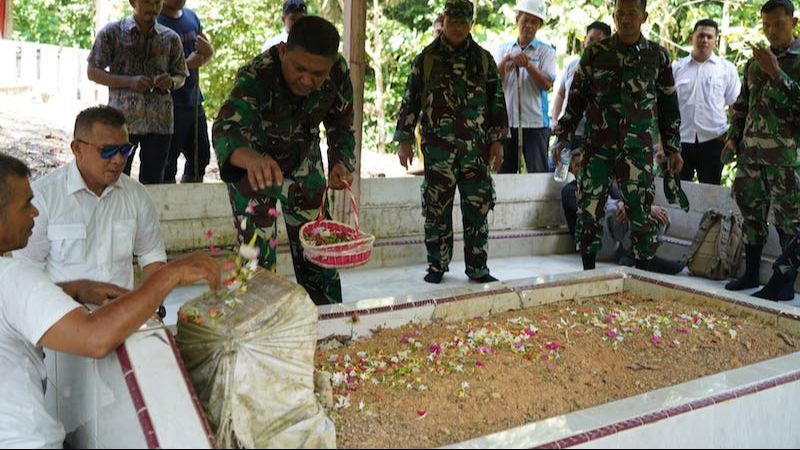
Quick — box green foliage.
[192,1,278,117]
[12,0,94,48]
[8,0,771,187]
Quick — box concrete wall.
[147,175,783,277]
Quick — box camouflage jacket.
[212,46,356,183]
[727,37,800,167]
[393,35,508,151]
[556,34,681,156]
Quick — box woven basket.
[300,186,374,269]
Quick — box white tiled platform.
[338,253,800,306]
[161,253,800,326]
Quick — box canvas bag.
[685,209,745,280]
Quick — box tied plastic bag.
[176,270,335,448]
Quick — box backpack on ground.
[684,209,745,280]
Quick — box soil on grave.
[315,292,799,448]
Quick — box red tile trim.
[164,331,217,448]
[375,229,568,248]
[116,344,160,449]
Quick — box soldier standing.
[724,0,800,299]
[395,0,508,284]
[212,16,355,305]
[553,0,684,272]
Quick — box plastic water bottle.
[553,144,571,183]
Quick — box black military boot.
[753,270,797,301]
[424,270,444,284]
[582,252,596,270]
[725,244,763,291]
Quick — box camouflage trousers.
[422,143,495,278]
[733,162,800,246]
[576,148,658,260]
[226,157,342,305]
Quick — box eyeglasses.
[77,139,137,159]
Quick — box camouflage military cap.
[444,0,474,20]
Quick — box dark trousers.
[125,134,172,184]
[680,138,724,185]
[561,180,578,246]
[164,106,210,183]
[500,127,550,174]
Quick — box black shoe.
[470,274,498,283]
[581,252,596,270]
[753,270,797,301]
[640,255,685,275]
[725,244,763,291]
[424,271,443,284]
[618,254,636,267]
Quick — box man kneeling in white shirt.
[0,152,219,448]
[14,106,167,296]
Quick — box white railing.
[0,39,107,104]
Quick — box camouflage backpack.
[684,209,745,280]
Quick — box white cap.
[514,0,547,21]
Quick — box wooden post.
[335,0,367,224]
[1,0,13,39]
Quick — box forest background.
[11,0,768,183]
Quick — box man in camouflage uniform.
[395,0,508,284]
[212,16,355,305]
[724,0,800,300]
[553,0,684,272]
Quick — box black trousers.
[680,137,724,185]
[500,127,550,174]
[125,133,172,185]
[164,105,211,183]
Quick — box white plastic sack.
[176,270,335,448]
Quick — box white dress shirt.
[557,57,587,137]
[13,161,167,290]
[494,38,557,129]
[261,29,288,53]
[0,257,80,448]
[672,54,741,144]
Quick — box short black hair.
[761,0,795,16]
[693,19,719,34]
[586,21,612,38]
[0,152,31,211]
[286,16,340,58]
[73,105,127,139]
[615,0,647,12]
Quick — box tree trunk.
[1,0,13,39]
[336,0,366,224]
[719,0,731,57]
[370,0,386,154]
[94,0,112,38]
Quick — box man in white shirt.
[494,0,556,173]
[0,152,219,448]
[672,19,741,185]
[13,106,167,293]
[261,0,307,53]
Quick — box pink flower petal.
[650,336,663,346]
[209,244,222,256]
[269,238,279,249]
[205,229,213,240]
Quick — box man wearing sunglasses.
[13,106,168,298]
